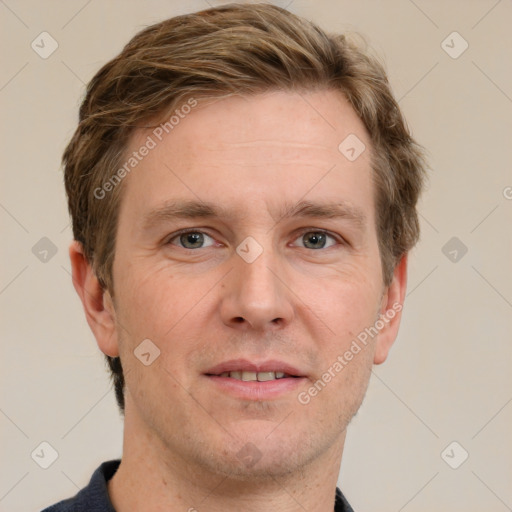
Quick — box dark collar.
[335,485,355,511]
[41,460,119,511]
[42,459,354,511]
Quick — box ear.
[373,254,408,365]
[69,240,119,357]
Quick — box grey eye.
[169,231,215,249]
[294,231,337,249]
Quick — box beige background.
[1,1,511,511]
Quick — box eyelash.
[165,228,344,250]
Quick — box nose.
[219,247,294,332]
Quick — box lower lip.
[205,375,306,400]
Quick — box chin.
[193,423,338,482]
[209,446,311,481]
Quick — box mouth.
[203,359,306,400]
[210,370,295,381]
[205,358,305,379]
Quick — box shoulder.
[40,460,120,512]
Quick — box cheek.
[114,265,211,376]
[114,269,191,409]
[307,271,381,404]
[303,286,377,422]
[116,263,182,338]
[316,271,381,336]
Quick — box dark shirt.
[41,459,354,511]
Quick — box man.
[43,3,426,511]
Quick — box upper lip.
[204,359,305,377]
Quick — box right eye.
[166,229,217,250]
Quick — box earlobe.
[69,240,119,358]
[373,254,408,365]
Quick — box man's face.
[105,90,399,478]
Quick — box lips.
[204,359,307,400]
[204,359,305,379]
[217,370,288,381]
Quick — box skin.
[70,89,408,512]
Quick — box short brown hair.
[63,3,426,413]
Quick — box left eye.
[291,230,338,250]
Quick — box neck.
[108,404,346,512]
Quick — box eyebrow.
[141,199,367,232]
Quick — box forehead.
[117,89,374,225]
[152,89,367,153]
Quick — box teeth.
[257,371,275,382]
[220,371,289,381]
